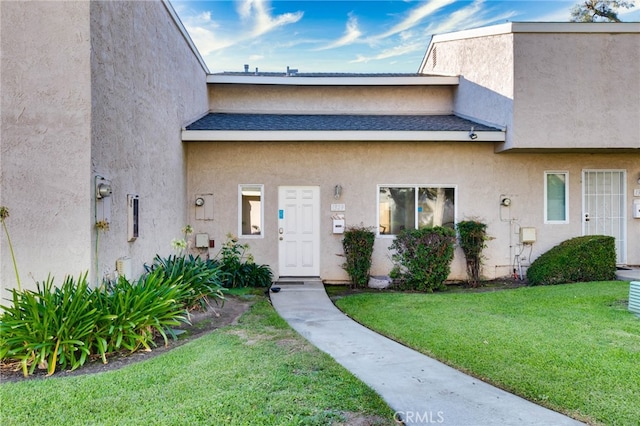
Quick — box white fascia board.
[182,130,505,142]
[206,75,459,86]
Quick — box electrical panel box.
[127,194,139,242]
[195,233,209,248]
[520,227,536,244]
[633,199,640,219]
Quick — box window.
[378,185,456,235]
[544,172,568,223]
[239,184,263,237]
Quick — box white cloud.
[237,0,304,37]
[315,12,362,50]
[373,0,458,40]
[182,0,303,56]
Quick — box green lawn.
[0,300,393,426]
[335,281,640,425]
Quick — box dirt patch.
[0,295,255,383]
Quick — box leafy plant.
[389,227,456,292]
[341,225,376,288]
[92,270,190,357]
[214,234,273,288]
[145,254,225,310]
[0,273,98,376]
[526,235,616,285]
[456,220,488,287]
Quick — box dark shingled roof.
[185,113,500,132]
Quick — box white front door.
[582,170,626,264]
[278,186,320,276]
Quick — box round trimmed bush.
[526,235,616,286]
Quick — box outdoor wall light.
[97,183,112,199]
[468,127,478,140]
[195,197,205,207]
[501,197,511,207]
[334,185,343,199]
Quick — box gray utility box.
[629,281,640,316]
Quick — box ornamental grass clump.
[145,254,226,311]
[389,226,456,292]
[341,225,375,288]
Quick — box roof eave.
[181,130,505,142]
[206,75,459,86]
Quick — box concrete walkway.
[270,280,584,426]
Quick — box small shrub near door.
[456,220,488,288]
[526,235,616,286]
[341,225,376,288]
[389,226,456,292]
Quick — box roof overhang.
[181,130,505,142]
[207,74,459,86]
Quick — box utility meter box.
[520,227,537,244]
[332,215,345,234]
[195,233,209,248]
[634,199,640,219]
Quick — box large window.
[378,185,456,235]
[239,184,263,237]
[544,172,568,223]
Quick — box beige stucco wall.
[186,141,640,282]
[1,0,208,300]
[423,26,640,151]
[512,32,640,150]
[1,1,92,297]
[90,0,209,282]
[209,85,454,115]
[422,35,514,135]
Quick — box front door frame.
[277,185,321,277]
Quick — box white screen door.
[278,186,320,276]
[582,170,626,264]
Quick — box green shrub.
[456,220,488,288]
[214,234,273,288]
[389,227,456,292]
[0,273,99,376]
[145,254,226,310]
[93,270,190,358]
[0,270,191,376]
[342,225,376,288]
[526,235,617,286]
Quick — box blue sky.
[172,0,640,73]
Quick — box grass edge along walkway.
[0,300,394,426]
[335,281,639,426]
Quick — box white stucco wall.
[186,141,640,282]
[209,85,455,115]
[1,1,92,298]
[90,0,209,282]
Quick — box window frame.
[544,171,569,224]
[238,184,264,238]
[377,184,457,237]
